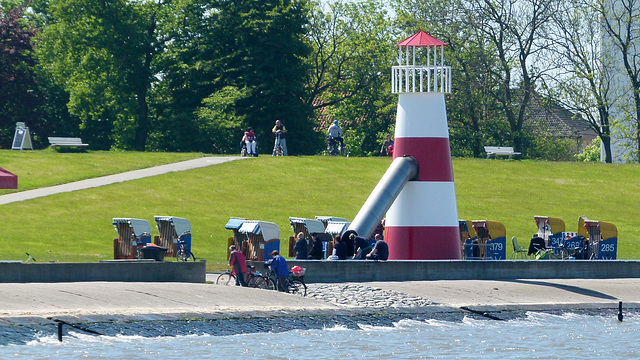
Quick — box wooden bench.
[484,146,521,159]
[48,137,89,147]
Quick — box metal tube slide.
[344,156,418,240]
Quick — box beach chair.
[509,236,528,259]
[527,237,546,256]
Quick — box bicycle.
[327,136,349,157]
[263,266,307,296]
[217,265,274,289]
[241,140,248,157]
[273,133,285,156]
[288,266,307,296]
[175,234,196,262]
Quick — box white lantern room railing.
[392,40,452,94]
[392,65,451,94]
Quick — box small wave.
[26,334,60,346]
[322,324,350,331]
[357,323,395,331]
[402,318,456,328]
[461,315,503,328]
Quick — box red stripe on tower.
[393,137,454,182]
[386,226,462,260]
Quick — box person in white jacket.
[327,120,344,149]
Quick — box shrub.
[575,138,601,162]
[528,136,578,161]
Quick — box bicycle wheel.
[248,275,270,289]
[176,249,186,261]
[264,277,276,290]
[342,146,349,157]
[177,249,196,261]
[186,250,196,261]
[246,275,259,287]
[216,272,236,286]
[288,279,307,297]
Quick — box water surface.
[3,312,638,359]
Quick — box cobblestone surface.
[306,283,435,308]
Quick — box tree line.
[1,0,639,161]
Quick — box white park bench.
[48,137,89,148]
[484,146,521,159]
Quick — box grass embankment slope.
[0,150,204,194]
[1,151,639,268]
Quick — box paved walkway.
[0,156,245,205]
[1,278,639,319]
[357,278,640,308]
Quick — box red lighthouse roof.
[395,31,448,47]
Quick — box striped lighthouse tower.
[385,31,461,260]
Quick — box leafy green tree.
[0,1,81,149]
[36,0,160,150]
[597,0,640,162]
[544,0,616,163]
[394,0,506,158]
[527,135,578,161]
[306,0,396,156]
[148,0,313,154]
[145,0,220,152]
[194,86,248,154]
[210,0,313,154]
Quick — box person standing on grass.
[380,134,393,157]
[327,120,344,149]
[228,245,248,286]
[272,119,288,156]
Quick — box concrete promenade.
[1,277,639,319]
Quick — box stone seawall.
[285,260,640,283]
[0,260,205,283]
[2,259,640,283]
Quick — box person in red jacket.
[228,245,248,286]
[242,127,257,156]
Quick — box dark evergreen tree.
[0,4,43,148]
[37,0,160,150]
[211,0,313,154]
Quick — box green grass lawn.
[1,153,639,269]
[0,149,205,193]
